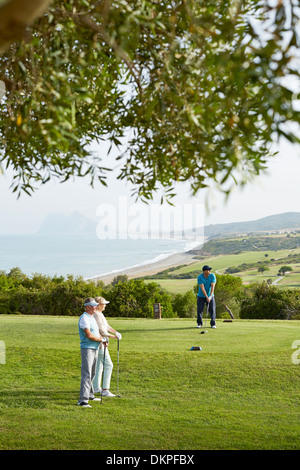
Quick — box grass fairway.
[147,248,300,292]
[0,315,299,450]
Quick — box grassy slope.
[0,315,299,450]
[147,248,300,293]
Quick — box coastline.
[86,250,199,284]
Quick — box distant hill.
[195,233,300,256]
[175,212,300,241]
[37,212,96,234]
[37,210,300,238]
[203,212,300,239]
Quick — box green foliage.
[1,1,300,201]
[0,267,174,317]
[200,235,300,257]
[111,274,129,286]
[240,282,300,320]
[2,267,300,320]
[172,290,197,318]
[104,279,174,318]
[225,252,300,274]
[278,265,293,275]
[7,274,100,316]
[213,274,244,318]
[257,265,269,273]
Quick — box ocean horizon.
[0,233,201,280]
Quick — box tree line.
[0,267,299,320]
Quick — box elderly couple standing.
[77,296,122,408]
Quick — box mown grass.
[175,248,300,274]
[147,248,300,293]
[0,315,299,450]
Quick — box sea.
[0,233,201,280]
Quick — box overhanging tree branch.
[0,0,53,51]
[0,0,299,202]
[66,11,144,97]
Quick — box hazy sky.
[0,136,299,235]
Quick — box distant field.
[152,278,197,293]
[146,248,300,293]
[177,247,300,273]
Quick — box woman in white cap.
[92,296,122,397]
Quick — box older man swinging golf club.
[196,265,217,331]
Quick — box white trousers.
[93,346,113,390]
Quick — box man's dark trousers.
[197,296,216,327]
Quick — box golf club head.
[200,330,207,334]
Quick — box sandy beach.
[87,250,199,284]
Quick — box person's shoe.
[94,388,102,394]
[90,397,101,402]
[196,324,202,328]
[211,325,217,329]
[77,401,92,408]
[101,390,115,397]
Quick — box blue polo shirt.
[78,312,100,349]
[197,272,216,297]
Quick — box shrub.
[4,269,101,316]
[103,279,174,318]
[3,270,175,318]
[240,282,300,320]
[172,291,197,318]
[278,266,293,275]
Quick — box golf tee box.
[190,346,202,351]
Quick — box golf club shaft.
[100,343,106,404]
[204,301,209,329]
[201,301,209,334]
[117,338,120,397]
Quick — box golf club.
[100,340,107,404]
[116,338,121,398]
[200,301,209,334]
